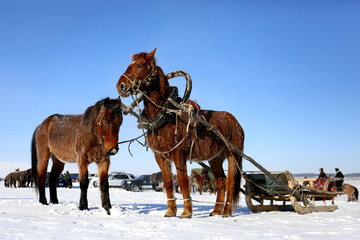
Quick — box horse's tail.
[31,127,39,190]
[232,156,242,208]
[354,186,359,201]
[4,178,7,187]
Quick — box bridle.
[97,118,118,143]
[121,61,157,93]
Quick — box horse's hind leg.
[209,157,227,216]
[37,149,51,205]
[49,155,64,204]
[97,160,110,214]
[222,154,240,217]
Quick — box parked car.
[89,173,98,186]
[93,172,135,187]
[123,175,153,192]
[45,173,72,188]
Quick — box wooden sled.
[243,171,342,214]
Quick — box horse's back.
[200,109,244,149]
[5,173,12,181]
[36,114,82,162]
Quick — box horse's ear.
[146,48,157,62]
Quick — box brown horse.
[4,172,15,187]
[31,98,122,215]
[208,178,217,195]
[189,171,216,195]
[342,184,358,202]
[4,169,32,188]
[190,171,205,195]
[116,49,244,218]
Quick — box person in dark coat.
[64,171,72,188]
[318,168,327,178]
[334,168,344,191]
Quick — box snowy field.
[1,179,359,240]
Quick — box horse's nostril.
[120,82,126,92]
[107,149,118,155]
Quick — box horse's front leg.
[155,155,176,217]
[97,160,111,215]
[78,160,89,211]
[173,153,192,218]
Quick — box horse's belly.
[49,146,77,163]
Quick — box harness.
[121,68,193,131]
[97,118,118,143]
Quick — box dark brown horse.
[342,184,358,202]
[190,171,205,195]
[31,98,122,215]
[4,172,15,187]
[116,49,244,218]
[4,169,32,188]
[189,170,216,195]
[208,177,217,195]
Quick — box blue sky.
[0,0,359,176]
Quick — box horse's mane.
[83,98,122,126]
[131,52,156,63]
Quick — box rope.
[168,197,231,205]
[117,133,146,157]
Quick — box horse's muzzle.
[117,81,131,97]
[107,148,118,155]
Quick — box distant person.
[318,168,327,178]
[334,168,344,191]
[315,168,336,192]
[64,171,72,188]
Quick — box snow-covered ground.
[0,180,359,240]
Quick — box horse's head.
[96,98,123,155]
[116,48,157,97]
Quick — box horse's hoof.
[221,213,231,218]
[164,210,176,217]
[40,200,48,205]
[79,206,89,211]
[180,212,192,219]
[105,209,111,215]
[209,211,221,216]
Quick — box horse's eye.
[137,64,143,68]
